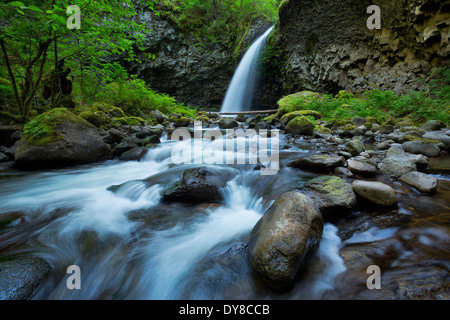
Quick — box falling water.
[220,26,274,113]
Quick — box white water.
[220,26,274,113]
[0,134,346,300]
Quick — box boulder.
[343,138,364,156]
[248,191,323,290]
[0,256,51,300]
[378,147,417,178]
[288,154,346,172]
[352,180,397,206]
[299,176,357,217]
[15,108,111,169]
[119,147,149,161]
[399,171,438,194]
[352,116,367,127]
[285,116,315,135]
[162,167,234,203]
[402,141,440,157]
[421,120,445,132]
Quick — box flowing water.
[220,26,274,113]
[0,134,449,299]
[0,133,349,300]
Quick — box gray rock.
[288,154,346,172]
[0,256,51,300]
[249,191,323,290]
[352,180,398,206]
[422,131,450,150]
[0,152,9,162]
[108,128,128,143]
[334,166,354,178]
[422,120,445,132]
[119,147,149,161]
[352,116,367,126]
[343,138,364,156]
[380,125,395,134]
[347,159,377,176]
[399,171,438,193]
[402,141,440,157]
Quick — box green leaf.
[28,5,43,12]
[8,1,24,7]
[46,10,53,14]
[16,9,25,15]
[52,5,65,12]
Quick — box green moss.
[280,110,321,124]
[286,115,315,135]
[277,91,321,117]
[79,110,103,127]
[23,108,93,145]
[315,125,332,134]
[112,116,146,127]
[331,119,352,128]
[402,135,440,144]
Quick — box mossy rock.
[91,102,125,118]
[280,110,321,125]
[174,117,192,127]
[286,115,315,135]
[331,119,353,128]
[112,116,146,127]
[23,108,93,145]
[263,114,279,124]
[79,110,104,127]
[277,91,321,117]
[314,125,332,134]
[402,135,440,144]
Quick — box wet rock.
[402,141,441,157]
[119,147,149,161]
[248,191,323,291]
[406,154,428,171]
[163,167,234,203]
[288,154,345,172]
[219,118,239,129]
[399,171,438,194]
[347,159,377,176]
[0,152,9,163]
[285,116,315,135]
[343,138,364,156]
[235,114,246,122]
[113,139,139,156]
[352,180,397,206]
[375,141,391,150]
[0,256,51,300]
[380,125,395,134]
[299,176,357,217]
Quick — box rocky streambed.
[0,112,449,300]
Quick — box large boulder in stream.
[15,108,111,169]
[249,191,323,291]
[163,167,234,203]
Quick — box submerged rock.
[248,191,323,291]
[352,180,397,206]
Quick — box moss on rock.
[286,115,315,135]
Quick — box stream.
[0,130,449,299]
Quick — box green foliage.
[93,77,196,119]
[277,80,450,125]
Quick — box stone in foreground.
[352,180,398,206]
[249,191,323,291]
[399,171,438,194]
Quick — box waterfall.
[220,26,274,113]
